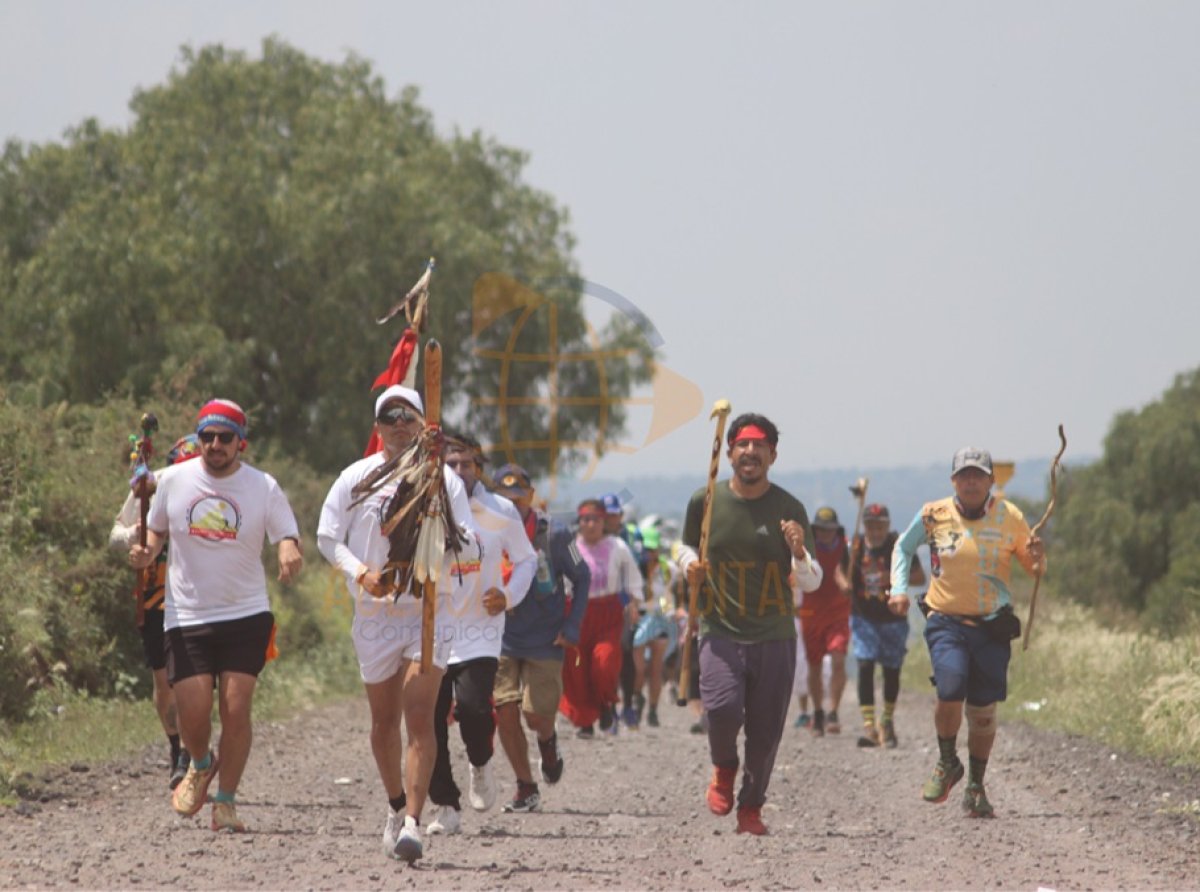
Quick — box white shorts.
[352,596,450,684]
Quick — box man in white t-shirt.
[424,433,537,836]
[129,399,303,833]
[316,385,479,864]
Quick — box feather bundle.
[351,427,468,600]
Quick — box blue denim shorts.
[923,612,1010,705]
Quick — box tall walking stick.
[128,413,159,628]
[847,476,869,584]
[419,340,444,673]
[1022,424,1066,651]
[676,399,732,707]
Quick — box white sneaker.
[393,815,423,864]
[468,761,497,811]
[381,808,404,859]
[427,804,461,835]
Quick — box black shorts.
[139,609,167,671]
[166,612,274,685]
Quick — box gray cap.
[951,447,994,477]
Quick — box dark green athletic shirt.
[683,481,813,642]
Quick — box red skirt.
[559,594,624,728]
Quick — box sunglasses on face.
[377,404,420,426]
[198,430,237,445]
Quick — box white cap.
[374,385,424,418]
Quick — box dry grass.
[905,598,1200,767]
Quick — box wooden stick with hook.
[1022,424,1067,652]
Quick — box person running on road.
[129,400,303,834]
[561,498,641,738]
[425,436,538,835]
[316,385,479,863]
[849,503,925,748]
[801,506,851,737]
[493,464,590,813]
[891,447,1044,818]
[109,433,202,789]
[630,524,676,728]
[679,413,822,835]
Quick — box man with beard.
[891,447,1044,818]
[129,400,303,833]
[678,413,822,836]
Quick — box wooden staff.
[676,399,732,707]
[420,340,443,673]
[847,476,869,588]
[130,413,158,628]
[1022,424,1067,652]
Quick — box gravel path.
[3,688,1199,890]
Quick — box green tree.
[0,39,654,475]
[1051,368,1200,633]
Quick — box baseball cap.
[951,447,994,477]
[863,503,890,523]
[641,526,661,550]
[492,463,532,497]
[601,493,623,516]
[374,384,424,419]
[812,506,840,529]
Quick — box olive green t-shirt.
[683,481,813,642]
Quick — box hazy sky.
[3,1,1197,481]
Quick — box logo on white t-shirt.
[187,494,242,541]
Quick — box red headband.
[578,506,605,518]
[733,424,769,443]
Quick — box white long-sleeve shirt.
[440,486,538,663]
[316,454,479,610]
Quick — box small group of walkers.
[117,393,1044,861]
[677,414,1044,835]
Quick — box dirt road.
[3,689,1198,890]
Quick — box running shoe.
[468,761,496,811]
[793,712,811,730]
[428,805,462,835]
[735,805,768,836]
[169,750,190,790]
[962,782,995,818]
[689,721,705,735]
[502,783,541,813]
[922,758,965,803]
[646,706,660,727]
[826,710,841,734]
[810,712,825,738]
[706,765,737,816]
[856,725,881,748]
[575,724,595,740]
[538,734,564,785]
[599,704,615,732]
[210,800,246,833]
[171,752,219,817]
[393,815,423,863]
[881,720,898,749]
[621,705,639,729]
[382,808,403,858]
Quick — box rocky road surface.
[3,688,1199,890]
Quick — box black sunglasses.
[198,430,237,445]
[377,404,420,426]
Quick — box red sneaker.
[736,805,768,836]
[705,765,737,816]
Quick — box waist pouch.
[983,605,1022,642]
